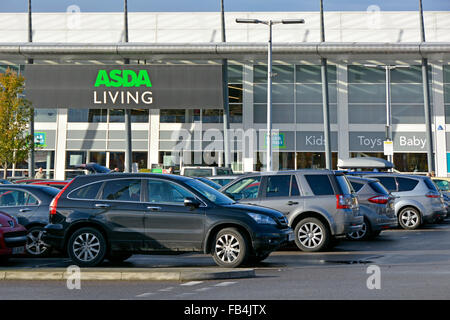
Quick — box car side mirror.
[184,197,201,209]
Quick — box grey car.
[359,173,447,230]
[220,170,363,252]
[0,184,59,256]
[346,176,398,240]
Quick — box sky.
[1,0,449,13]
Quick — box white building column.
[148,109,160,168]
[242,62,255,172]
[336,63,350,162]
[431,63,447,177]
[54,108,68,180]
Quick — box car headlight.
[247,212,277,225]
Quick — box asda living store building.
[1,10,450,179]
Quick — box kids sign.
[24,65,223,109]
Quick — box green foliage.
[0,68,34,178]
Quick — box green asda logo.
[94,69,152,88]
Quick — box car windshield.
[183,168,213,177]
[335,175,354,194]
[369,181,389,195]
[434,179,450,192]
[185,179,235,205]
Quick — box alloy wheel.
[401,210,419,228]
[298,222,324,249]
[215,234,241,264]
[348,221,367,240]
[26,229,49,256]
[72,232,101,262]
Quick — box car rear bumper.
[371,216,398,231]
[424,209,447,224]
[252,228,294,253]
[42,224,65,250]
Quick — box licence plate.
[12,246,24,255]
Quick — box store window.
[393,153,427,172]
[68,109,107,122]
[296,152,338,170]
[110,152,125,171]
[133,152,148,169]
[34,109,57,122]
[89,151,107,166]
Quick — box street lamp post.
[236,18,305,172]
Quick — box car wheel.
[26,226,52,257]
[398,207,421,230]
[347,218,371,241]
[107,253,132,263]
[68,227,107,267]
[294,217,330,252]
[212,228,249,268]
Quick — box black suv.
[43,173,293,268]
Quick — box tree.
[0,68,34,179]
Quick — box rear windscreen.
[183,169,213,177]
[369,182,389,195]
[424,178,439,192]
[335,175,353,195]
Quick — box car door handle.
[95,203,110,209]
[287,201,299,205]
[147,206,162,211]
[20,208,32,213]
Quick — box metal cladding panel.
[24,64,224,109]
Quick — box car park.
[0,211,27,262]
[356,173,447,229]
[181,166,233,177]
[0,185,60,257]
[42,173,293,268]
[220,170,363,252]
[346,176,398,240]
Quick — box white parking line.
[195,287,212,292]
[158,287,174,292]
[180,281,203,287]
[135,292,155,298]
[214,281,237,287]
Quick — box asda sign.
[24,65,223,109]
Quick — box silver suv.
[220,170,363,252]
[361,173,447,230]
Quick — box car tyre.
[398,207,421,230]
[212,228,249,268]
[107,253,132,263]
[294,217,330,252]
[26,226,52,257]
[68,227,107,267]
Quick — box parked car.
[220,170,363,252]
[346,176,398,240]
[0,179,12,185]
[0,211,27,262]
[43,173,294,268]
[194,177,222,190]
[181,166,233,177]
[356,173,447,230]
[431,177,450,217]
[208,175,240,187]
[30,180,70,190]
[0,185,60,257]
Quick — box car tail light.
[368,195,389,204]
[49,181,73,215]
[425,192,440,199]
[336,194,353,209]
